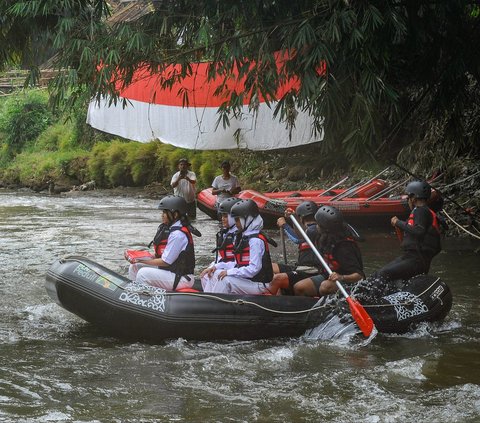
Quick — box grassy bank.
[0,89,245,191]
[0,88,379,193]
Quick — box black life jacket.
[153,224,195,276]
[296,223,319,267]
[233,232,273,284]
[213,228,236,263]
[320,236,356,272]
[152,224,170,258]
[317,236,364,279]
[405,207,442,256]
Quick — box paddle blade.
[346,297,376,337]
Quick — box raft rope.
[442,209,480,240]
[159,291,332,315]
[59,258,447,313]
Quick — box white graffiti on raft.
[384,291,429,322]
[119,283,167,312]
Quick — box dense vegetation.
[1,1,479,164]
[0,89,245,190]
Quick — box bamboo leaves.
[1,0,479,163]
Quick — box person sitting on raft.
[270,201,321,294]
[200,197,240,292]
[202,199,274,295]
[372,180,442,282]
[285,205,365,297]
[129,195,196,291]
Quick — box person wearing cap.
[372,180,442,282]
[211,160,241,207]
[171,158,197,218]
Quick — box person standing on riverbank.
[171,158,197,218]
[373,180,442,281]
[211,161,241,207]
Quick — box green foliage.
[2,0,478,165]
[198,161,215,188]
[69,93,111,149]
[1,148,89,187]
[84,139,235,189]
[128,141,158,185]
[34,120,75,151]
[87,141,111,187]
[0,89,53,157]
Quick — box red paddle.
[290,216,376,337]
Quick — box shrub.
[1,149,89,187]
[34,120,75,152]
[87,142,110,186]
[0,90,54,157]
[127,141,158,185]
[199,160,216,187]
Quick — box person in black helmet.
[373,180,442,281]
[293,205,365,297]
[130,195,196,291]
[269,201,321,294]
[200,197,241,291]
[203,199,274,294]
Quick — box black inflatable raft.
[45,256,452,342]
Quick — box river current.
[0,189,479,422]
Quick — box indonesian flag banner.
[86,55,324,150]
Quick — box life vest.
[214,229,236,263]
[153,224,195,275]
[233,232,273,284]
[405,207,442,256]
[407,208,440,232]
[296,223,319,267]
[152,224,170,258]
[322,237,357,273]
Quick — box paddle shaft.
[318,176,349,196]
[330,166,390,201]
[280,228,288,265]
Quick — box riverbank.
[3,152,479,241]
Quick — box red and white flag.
[87,54,324,150]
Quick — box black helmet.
[158,195,188,215]
[315,205,344,232]
[405,180,431,200]
[218,197,241,214]
[296,201,318,218]
[230,199,259,219]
